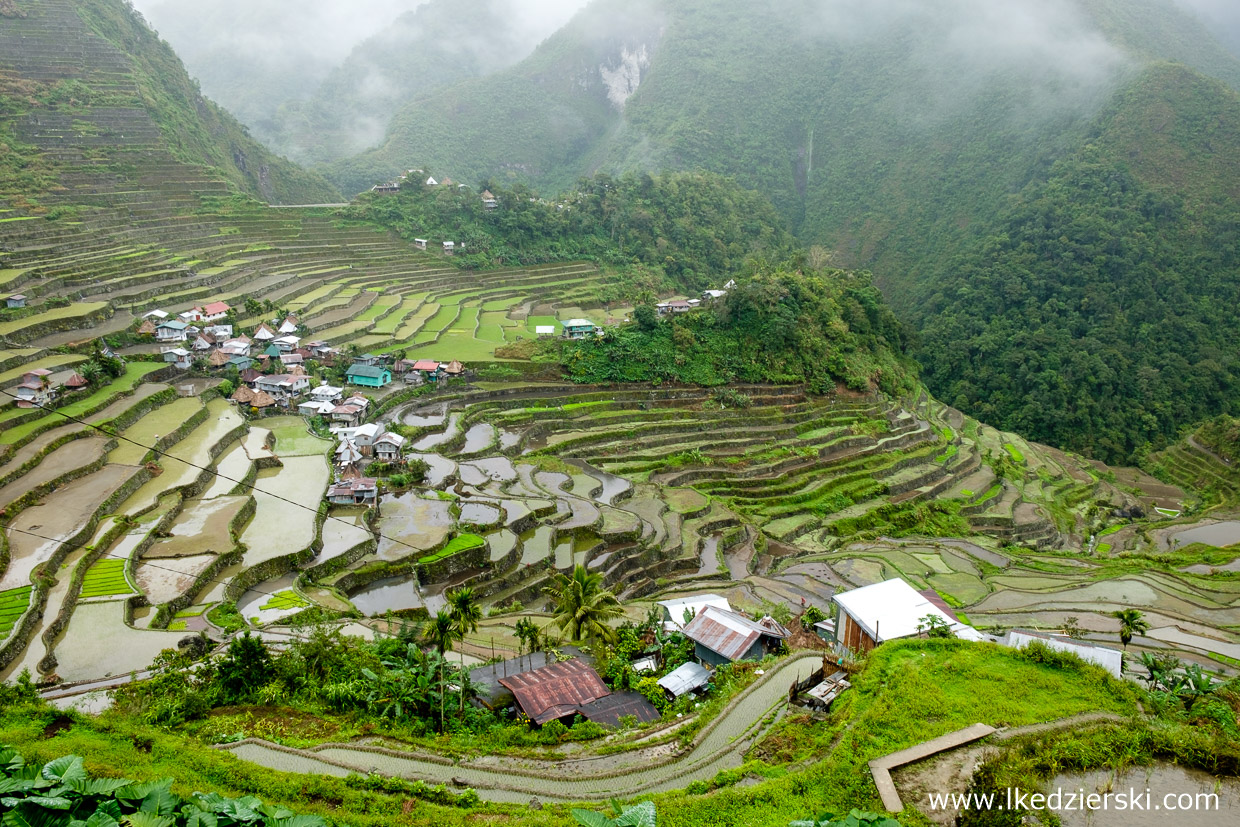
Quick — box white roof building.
[657,662,712,697]
[1004,630,1123,678]
[658,593,733,632]
[832,578,971,652]
[310,385,344,402]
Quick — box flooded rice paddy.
[1051,764,1240,827]
[376,491,453,559]
[460,423,495,454]
[135,553,215,604]
[1164,520,1240,550]
[240,456,330,566]
[349,576,423,615]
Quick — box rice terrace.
[1,1,1240,826]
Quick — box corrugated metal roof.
[499,658,609,725]
[578,692,660,727]
[833,578,959,643]
[682,606,789,662]
[657,662,712,697]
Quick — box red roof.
[201,301,231,315]
[412,359,441,371]
[499,659,610,725]
[64,373,88,388]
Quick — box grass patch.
[1003,443,1026,463]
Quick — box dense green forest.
[344,171,795,291]
[914,64,1240,463]
[560,261,915,395]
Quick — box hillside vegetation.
[324,0,1240,461]
[344,171,795,289]
[560,261,914,395]
[0,0,338,205]
[915,64,1240,462]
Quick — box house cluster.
[140,307,340,376]
[655,280,736,317]
[10,367,88,408]
[344,353,467,389]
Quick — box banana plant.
[571,799,656,827]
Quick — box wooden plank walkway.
[868,722,997,812]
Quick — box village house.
[191,332,216,352]
[1003,630,1123,678]
[656,300,693,316]
[5,294,26,309]
[372,431,406,463]
[187,301,231,323]
[410,359,441,381]
[204,324,233,339]
[279,353,304,369]
[334,422,380,452]
[142,309,169,321]
[657,594,733,632]
[353,353,384,367]
[278,317,299,335]
[480,189,498,209]
[220,338,251,358]
[13,368,56,408]
[414,238,428,250]
[682,606,790,667]
[498,658,658,727]
[208,350,232,370]
[657,661,712,700]
[535,325,556,338]
[441,359,465,377]
[249,390,278,410]
[702,289,728,301]
[371,182,400,194]
[562,318,601,340]
[326,477,377,505]
[297,399,336,417]
[309,385,344,404]
[229,356,254,372]
[334,438,364,472]
[346,364,392,388]
[63,373,88,392]
[272,335,300,353]
[329,403,364,428]
[831,578,976,654]
[155,320,189,342]
[254,373,310,402]
[252,323,277,342]
[238,367,262,386]
[443,241,455,255]
[162,348,193,370]
[136,319,158,336]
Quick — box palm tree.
[448,586,482,637]
[1110,608,1149,650]
[422,610,462,731]
[548,565,623,644]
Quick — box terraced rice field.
[79,560,133,599]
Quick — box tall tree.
[548,565,623,644]
[448,586,482,637]
[1110,608,1149,650]
[421,610,461,731]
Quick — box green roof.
[346,364,389,379]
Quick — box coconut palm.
[421,610,462,731]
[448,586,482,637]
[1110,608,1149,650]
[548,565,623,644]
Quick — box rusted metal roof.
[577,692,660,728]
[499,658,610,725]
[682,606,790,662]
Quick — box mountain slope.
[0,0,338,205]
[267,0,589,167]
[914,63,1240,461]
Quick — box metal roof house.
[5,294,26,308]
[657,662,712,698]
[682,606,790,667]
[345,364,392,388]
[657,593,733,632]
[1004,630,1123,678]
[499,658,611,725]
[831,578,969,653]
[562,318,600,340]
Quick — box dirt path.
[221,652,821,802]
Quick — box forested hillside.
[0,0,338,205]
[914,64,1240,462]
[344,171,794,290]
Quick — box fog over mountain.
[1175,0,1240,53]
[129,0,590,159]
